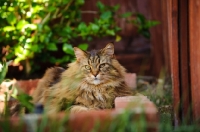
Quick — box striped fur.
[32,43,133,114]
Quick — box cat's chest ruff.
[77,84,115,108]
[93,91,105,102]
[79,83,114,95]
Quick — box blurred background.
[0,0,173,125]
[0,0,168,80]
[0,0,200,131]
[0,0,172,114]
[1,0,200,130]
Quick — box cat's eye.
[99,63,106,68]
[85,65,91,70]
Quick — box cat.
[32,43,135,114]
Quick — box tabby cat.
[32,43,134,114]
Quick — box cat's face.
[74,43,119,85]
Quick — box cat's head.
[73,43,121,85]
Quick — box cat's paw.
[70,105,89,113]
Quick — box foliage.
[108,110,147,132]
[0,60,9,117]
[0,0,122,74]
[132,13,160,39]
[0,60,8,84]
[1,107,200,132]
[0,63,199,131]
[0,61,34,117]
[15,93,34,112]
[0,0,158,75]
[119,12,160,38]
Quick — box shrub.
[0,0,158,76]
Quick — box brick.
[125,73,137,89]
[0,75,159,132]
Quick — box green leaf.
[141,30,150,39]
[76,0,84,5]
[6,12,16,25]
[114,26,121,32]
[145,21,160,28]
[63,26,72,34]
[62,0,71,4]
[78,43,88,51]
[11,87,18,98]
[121,12,132,18]
[16,20,29,30]
[8,85,12,90]
[100,11,112,20]
[32,5,43,13]
[39,34,46,43]
[87,36,93,41]
[14,45,28,63]
[0,61,8,84]
[115,35,121,42]
[78,22,87,31]
[48,6,56,12]
[113,4,120,11]
[47,43,57,51]
[24,24,37,30]
[63,43,74,55]
[17,93,34,112]
[3,26,15,32]
[89,23,99,33]
[132,13,160,39]
[8,7,15,12]
[31,44,40,52]
[96,1,105,11]
[136,13,146,25]
[106,30,115,36]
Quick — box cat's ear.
[74,47,88,61]
[101,43,114,57]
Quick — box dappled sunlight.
[1,0,199,131]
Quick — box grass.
[1,72,200,131]
[137,74,200,132]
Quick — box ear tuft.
[101,42,114,56]
[74,47,87,60]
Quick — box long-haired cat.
[32,43,134,114]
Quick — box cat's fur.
[32,43,134,114]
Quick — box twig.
[81,11,98,14]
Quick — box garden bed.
[0,74,159,132]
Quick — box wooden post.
[189,0,200,121]
[149,0,166,77]
[179,0,192,123]
[166,0,180,125]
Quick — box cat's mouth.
[93,79,101,85]
[86,75,102,85]
[90,76,102,85]
[94,77,98,80]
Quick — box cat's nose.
[93,73,98,77]
[92,70,99,77]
